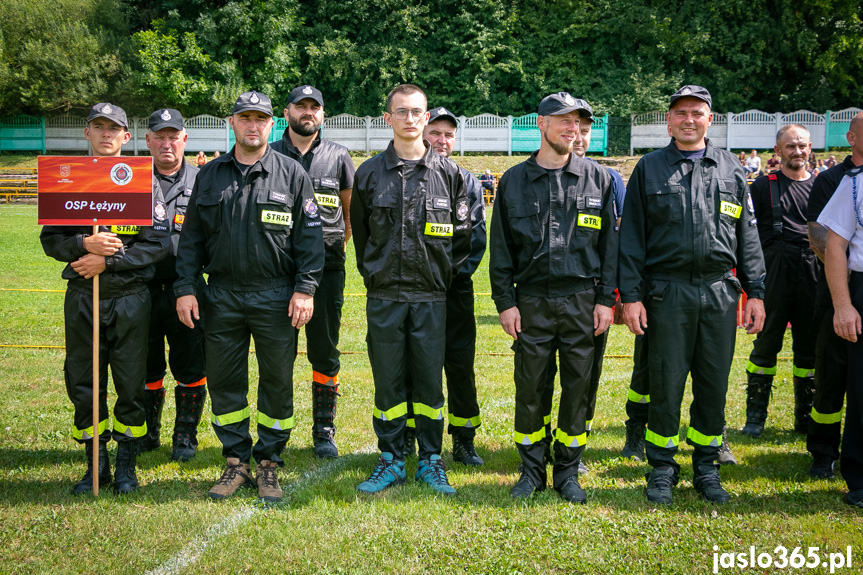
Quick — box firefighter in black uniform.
[818,164,863,509]
[490,93,618,503]
[271,85,355,459]
[352,85,470,495]
[41,103,171,495]
[805,111,863,479]
[619,85,766,505]
[139,109,208,462]
[175,91,324,503]
[399,106,487,466]
[742,124,818,438]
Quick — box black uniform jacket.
[154,161,199,281]
[271,132,354,270]
[174,146,324,297]
[460,167,487,278]
[618,139,766,302]
[40,179,171,297]
[351,141,471,302]
[489,151,619,314]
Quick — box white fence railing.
[630,107,861,154]
[7,107,861,156]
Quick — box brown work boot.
[256,460,283,502]
[208,457,253,500]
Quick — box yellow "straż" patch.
[577,214,601,229]
[110,225,140,234]
[720,201,742,219]
[314,194,340,208]
[261,210,292,226]
[425,222,453,236]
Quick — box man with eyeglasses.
[175,91,324,503]
[351,84,471,495]
[394,106,487,466]
[271,85,355,460]
[490,92,618,504]
[139,109,208,463]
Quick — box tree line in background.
[1,0,861,120]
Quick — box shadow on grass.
[0,438,852,514]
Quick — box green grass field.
[1,202,861,575]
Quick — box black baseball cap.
[427,106,458,127]
[538,92,593,120]
[232,91,273,116]
[669,85,712,110]
[148,109,184,132]
[287,85,324,107]
[87,103,128,129]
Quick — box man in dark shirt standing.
[805,111,863,479]
[175,91,324,503]
[619,85,766,505]
[140,109,207,463]
[271,85,355,459]
[741,125,818,439]
[41,103,171,495]
[352,85,470,496]
[490,92,618,503]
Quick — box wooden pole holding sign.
[92,224,100,496]
[38,155,155,497]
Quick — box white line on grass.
[143,444,377,575]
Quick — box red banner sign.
[37,156,154,225]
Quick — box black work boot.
[793,376,816,434]
[114,439,140,494]
[622,420,646,460]
[645,466,678,505]
[172,385,207,462]
[741,374,772,437]
[138,387,166,453]
[451,429,484,466]
[694,471,731,503]
[717,425,738,465]
[312,381,339,458]
[402,426,417,459]
[72,440,112,495]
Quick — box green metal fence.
[511,113,609,155]
[0,115,45,153]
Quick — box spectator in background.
[480,169,495,195]
[745,149,763,179]
[817,159,828,173]
[213,150,220,158]
[738,151,747,166]
[196,151,206,167]
[767,153,781,173]
[826,154,837,168]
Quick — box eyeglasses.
[391,108,426,120]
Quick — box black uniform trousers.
[541,327,607,443]
[64,287,150,444]
[203,284,297,465]
[514,289,594,489]
[367,298,446,460]
[405,275,481,436]
[146,279,206,386]
[808,271,848,462]
[644,276,738,477]
[625,332,651,425]
[842,271,863,491]
[747,243,818,375]
[304,268,345,379]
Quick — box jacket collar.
[524,151,585,182]
[280,129,322,157]
[227,145,274,175]
[383,140,434,170]
[663,137,719,166]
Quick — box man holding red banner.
[40,103,171,495]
